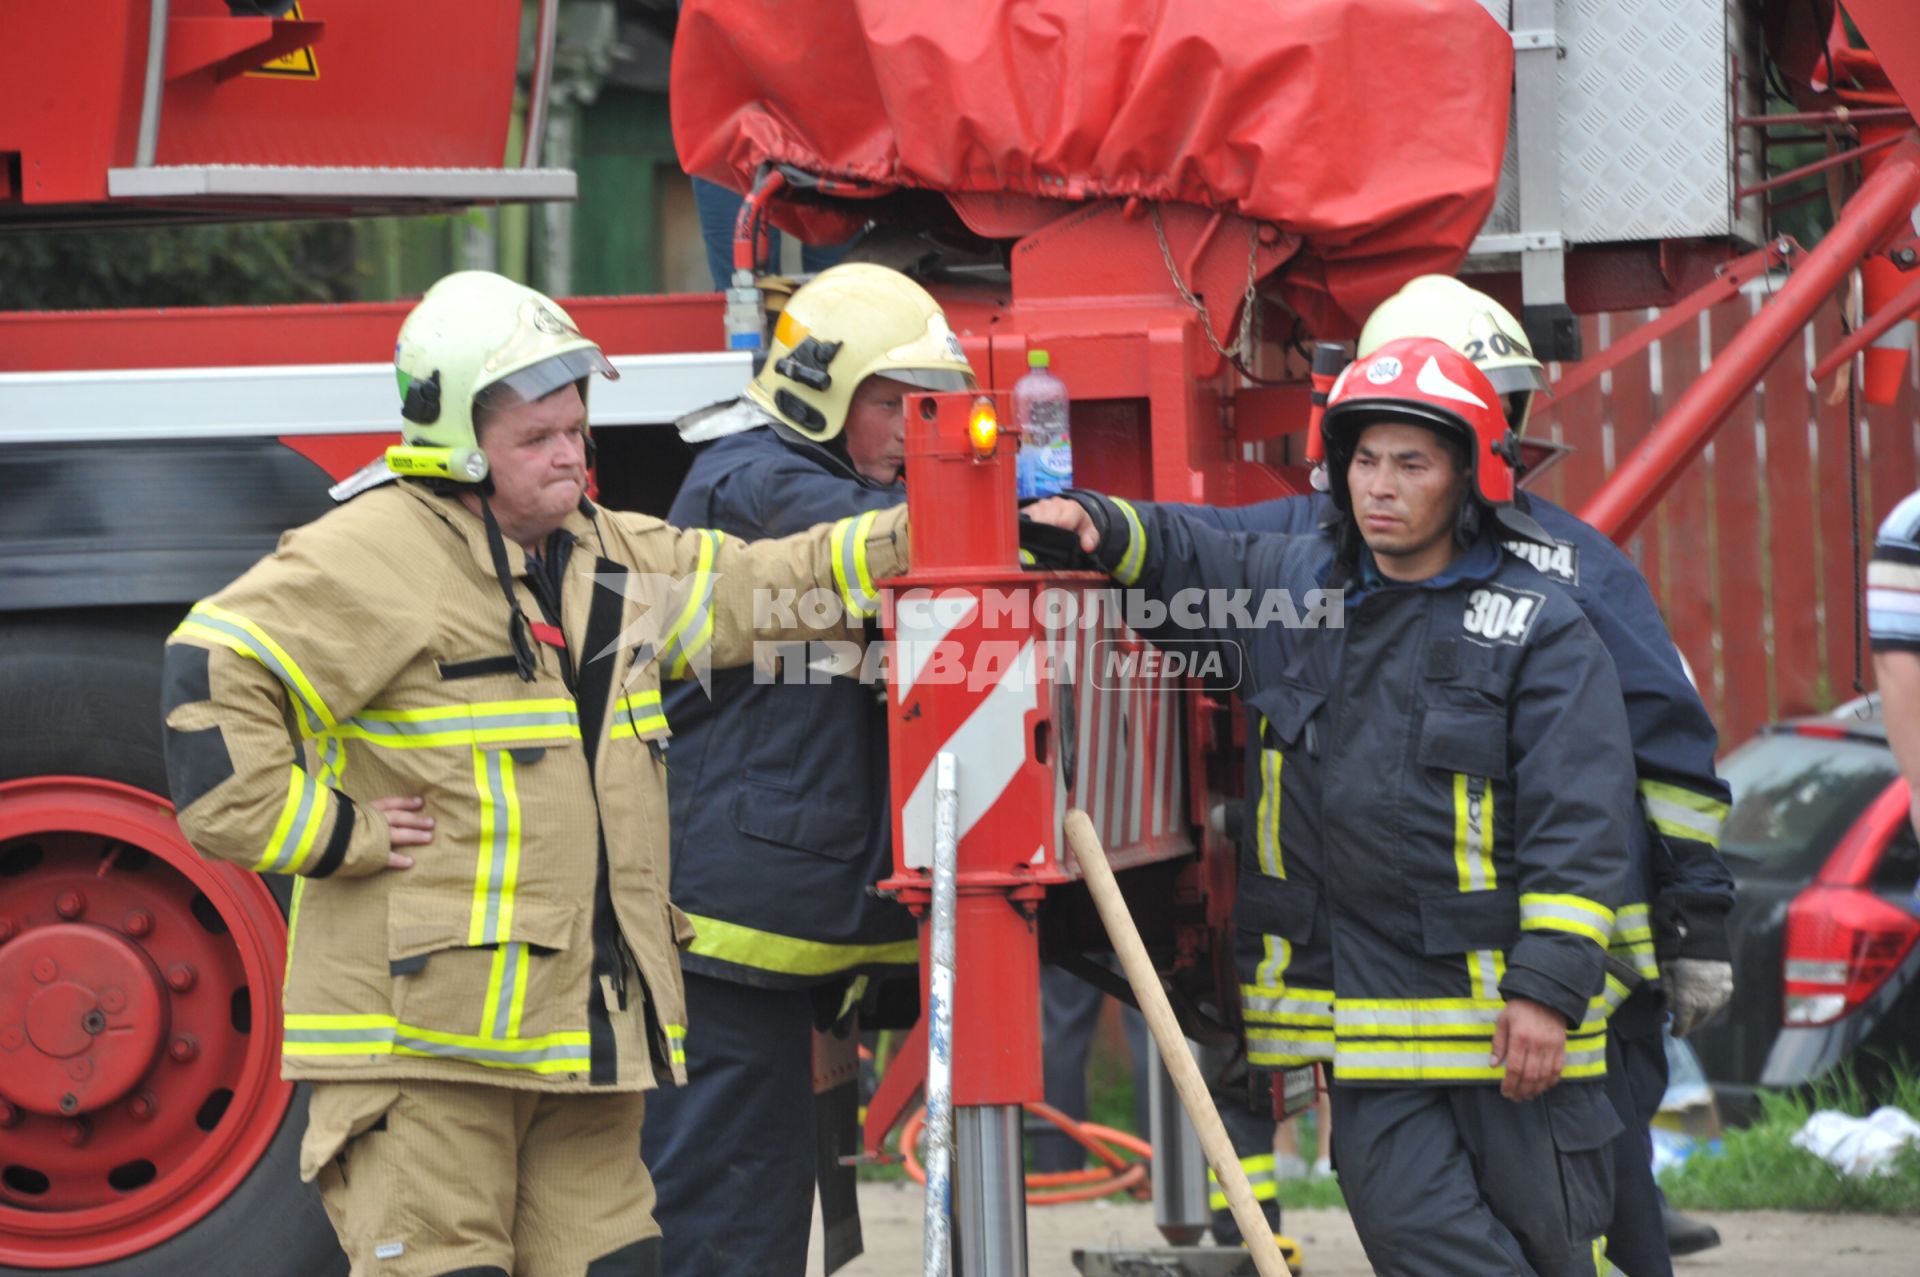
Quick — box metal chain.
[1151,205,1260,364]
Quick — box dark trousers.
[640,972,816,1277]
[1330,1081,1620,1277]
[1209,1094,1285,1245]
[1604,1014,1674,1277]
[1034,966,1150,1172]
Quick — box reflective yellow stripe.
[1256,736,1284,878]
[255,765,331,874]
[282,1013,591,1074]
[1519,893,1615,946]
[176,601,337,730]
[320,699,580,750]
[683,912,917,978]
[482,942,532,1040]
[1334,1033,1607,1081]
[663,531,721,678]
[664,1022,687,1067]
[284,875,306,994]
[611,690,668,739]
[1240,984,1334,1026]
[468,748,522,946]
[1209,1154,1278,1209]
[1110,497,1148,586]
[1248,1026,1336,1066]
[1593,1236,1616,1276]
[830,512,882,620]
[1639,780,1728,849]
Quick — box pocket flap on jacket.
[1246,680,1324,751]
[387,891,580,963]
[1545,1080,1625,1153]
[1417,889,1519,955]
[1415,707,1509,779]
[731,777,870,862]
[1234,873,1319,944]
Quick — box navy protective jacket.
[1077,493,1636,1084]
[1174,491,1735,1001]
[663,418,917,988]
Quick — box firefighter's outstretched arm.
[162,521,433,880]
[639,503,911,679]
[1497,613,1637,1095]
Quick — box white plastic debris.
[1790,1107,1920,1177]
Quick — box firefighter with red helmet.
[1030,337,1635,1276]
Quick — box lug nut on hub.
[55,891,86,919]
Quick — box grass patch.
[1275,1176,1346,1210]
[1659,1066,1920,1214]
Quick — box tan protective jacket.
[163,480,905,1092]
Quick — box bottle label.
[1018,441,1074,498]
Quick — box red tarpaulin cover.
[671,0,1513,333]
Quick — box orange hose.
[896,1103,1154,1205]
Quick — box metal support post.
[1510,0,1575,359]
[954,1104,1028,1277]
[923,753,958,1277]
[1148,1037,1211,1246]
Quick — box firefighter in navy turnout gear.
[1208,279,1731,1274]
[642,264,974,1277]
[162,271,911,1277]
[1033,277,1737,1273]
[1030,337,1638,1276]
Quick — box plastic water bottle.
[1014,349,1072,498]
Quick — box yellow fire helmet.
[745,262,975,443]
[388,271,619,483]
[1358,275,1549,433]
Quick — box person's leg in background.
[1034,966,1107,1172]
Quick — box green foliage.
[0,219,358,311]
[1660,1065,1920,1214]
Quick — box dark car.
[1690,699,1920,1123]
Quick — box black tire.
[0,611,347,1276]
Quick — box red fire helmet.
[1321,336,1522,516]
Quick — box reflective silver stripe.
[832,512,881,619]
[1640,783,1728,848]
[1470,948,1503,1002]
[283,1025,397,1045]
[179,607,334,731]
[1256,743,1283,877]
[339,709,579,739]
[490,942,526,1039]
[476,748,513,945]
[1110,497,1148,585]
[1335,1002,1502,1036]
[1518,894,1613,943]
[1464,774,1492,888]
[1240,987,1334,1024]
[393,1033,592,1066]
[661,531,720,676]
[262,767,321,873]
[1248,1029,1335,1062]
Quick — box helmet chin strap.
[478,492,539,682]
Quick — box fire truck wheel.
[0,612,345,1275]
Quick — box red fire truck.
[5,2,1920,1273]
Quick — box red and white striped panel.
[889,585,1189,877]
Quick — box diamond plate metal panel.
[1477,0,1763,247]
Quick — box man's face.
[842,375,913,484]
[1346,420,1470,581]
[477,382,590,541]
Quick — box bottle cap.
[1027,349,1050,369]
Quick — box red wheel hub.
[0,777,292,1268]
[1,924,171,1118]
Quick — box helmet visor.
[879,366,976,394]
[481,347,620,410]
[1483,362,1549,396]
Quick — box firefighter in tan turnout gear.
[160,271,907,1277]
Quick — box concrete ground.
[819,1183,1920,1275]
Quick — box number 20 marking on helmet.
[1463,332,1528,361]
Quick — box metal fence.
[1536,289,1920,751]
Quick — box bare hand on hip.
[370,795,433,869]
